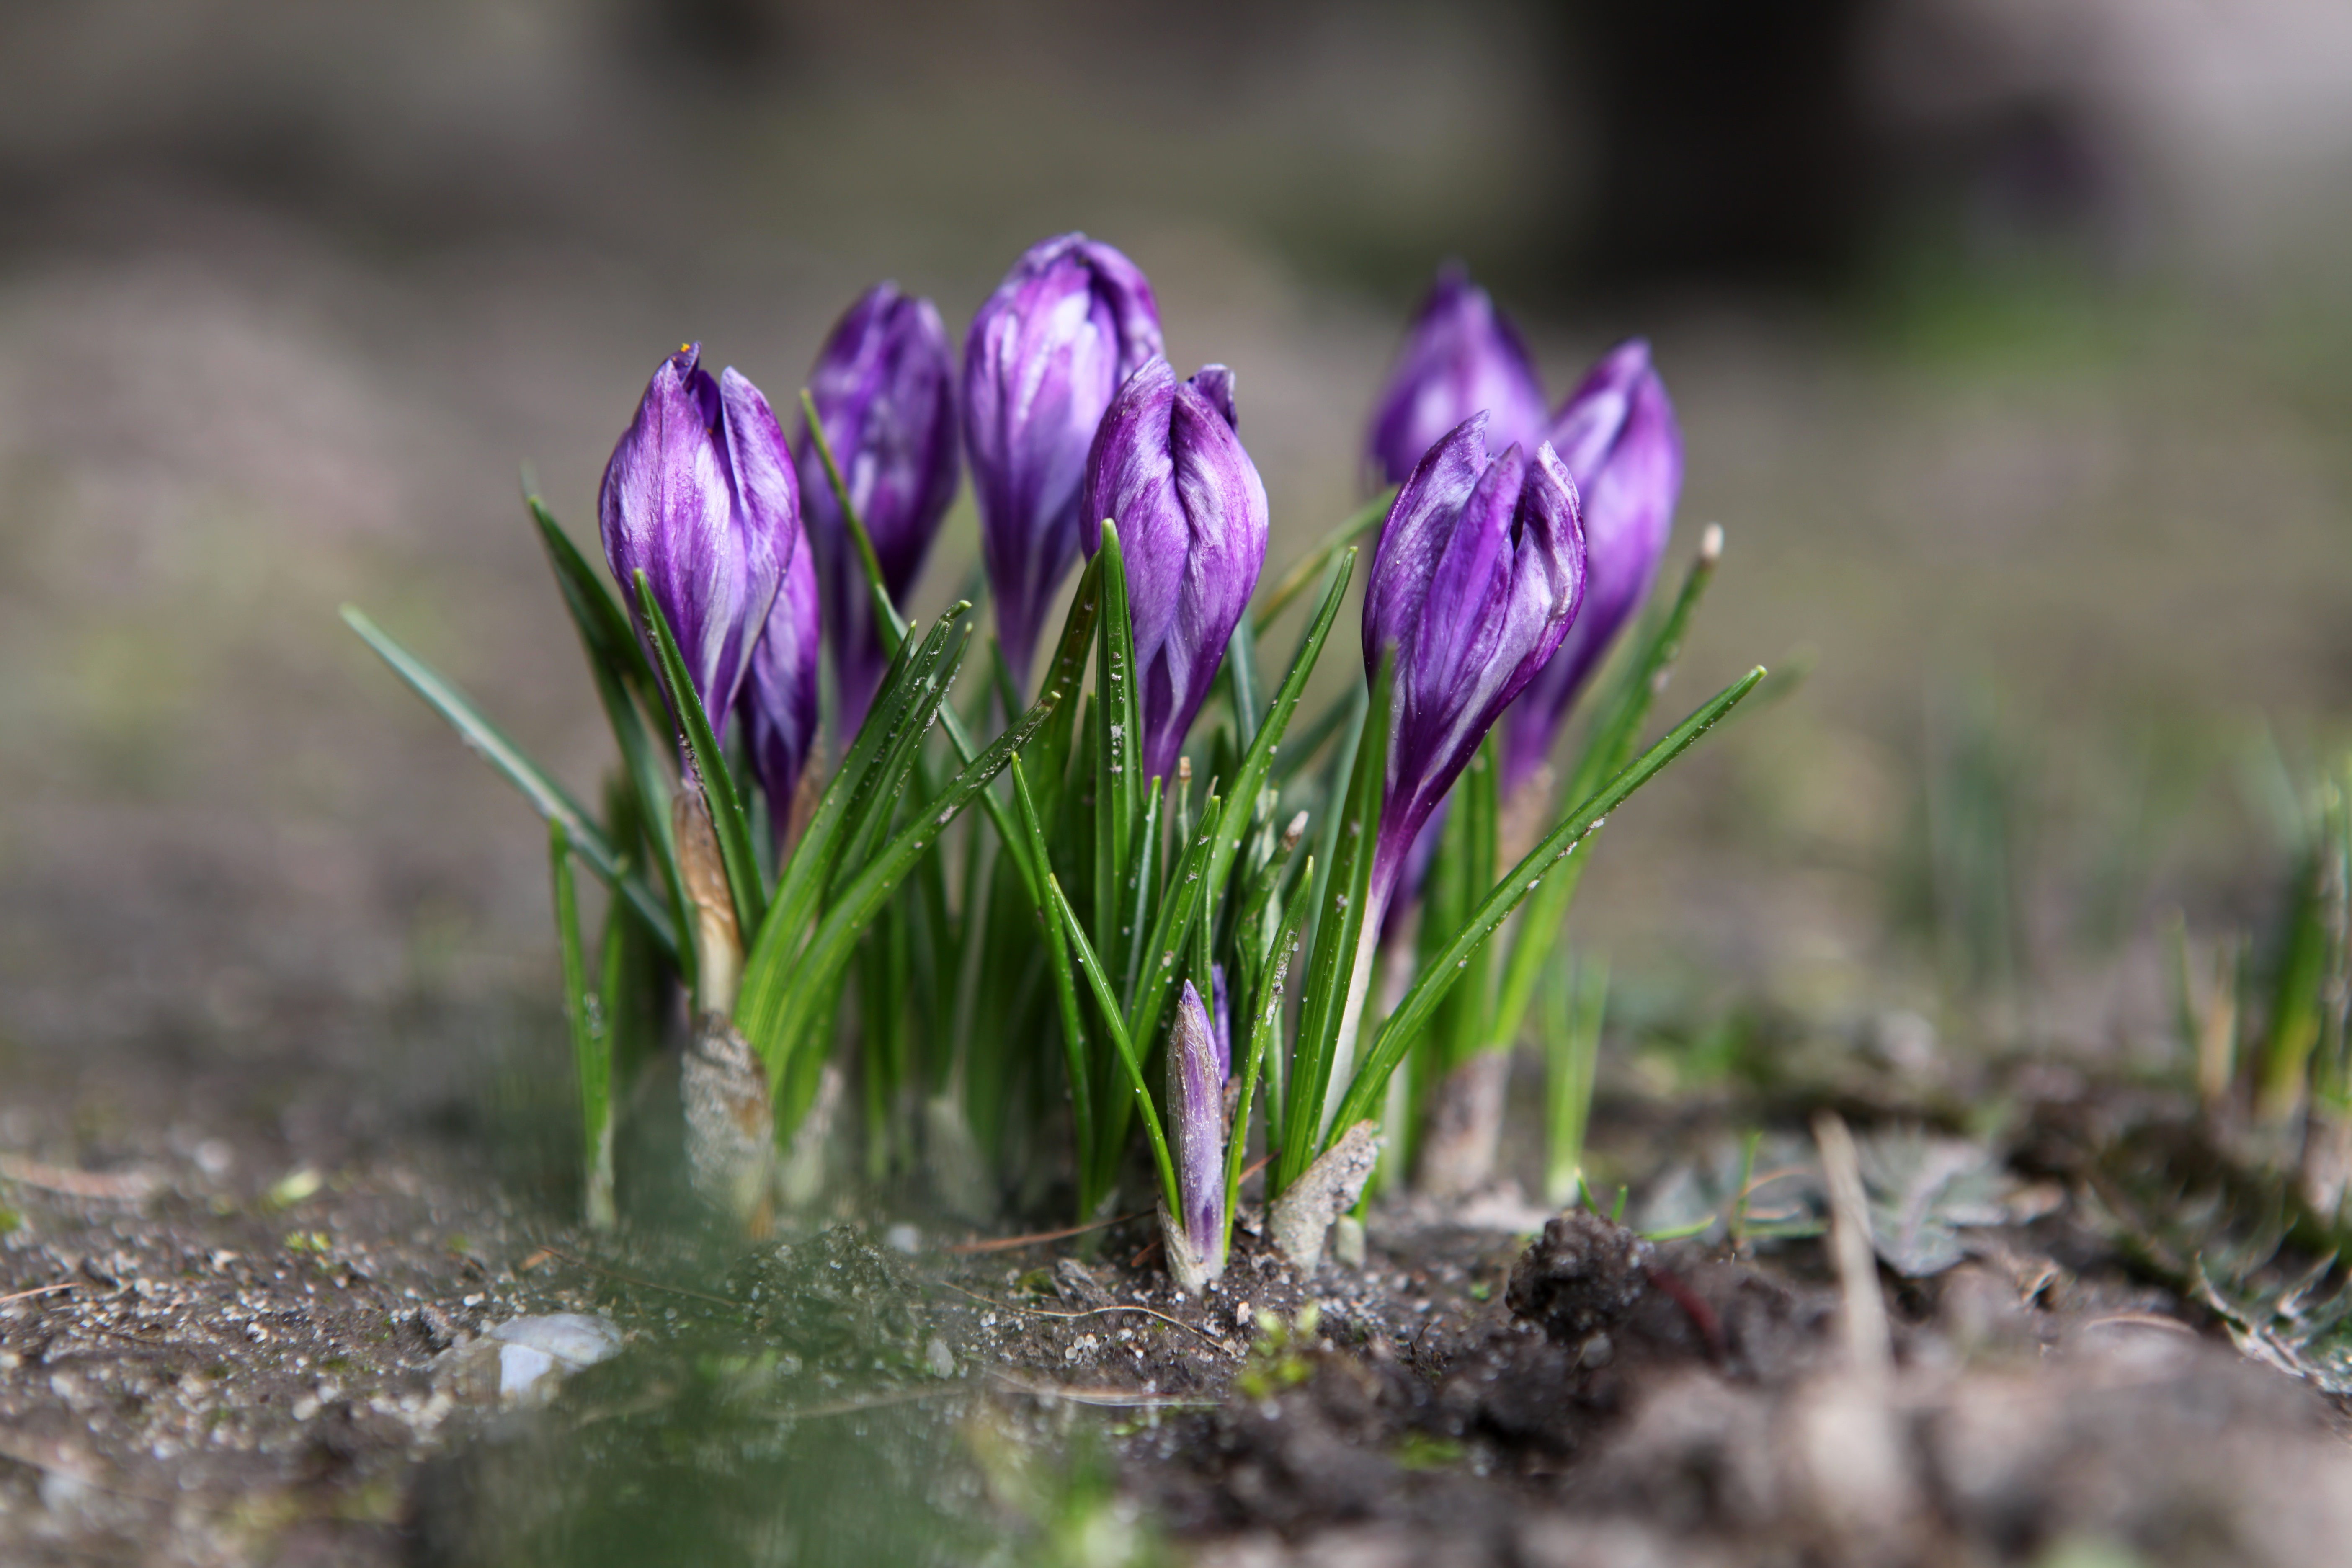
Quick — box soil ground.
[6,1033,2352,1566]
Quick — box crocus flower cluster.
[599,235,1279,833]
[1368,271,1683,795]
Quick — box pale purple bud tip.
[1367,265,1549,487]
[1362,414,1587,916]
[1168,979,1226,1268]
[1080,358,1269,784]
[599,343,799,725]
[1501,340,1683,792]
[794,284,960,737]
[963,233,1163,687]
[739,518,821,838]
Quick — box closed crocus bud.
[1367,266,1549,486]
[601,343,798,724]
[739,519,821,846]
[1501,340,1683,792]
[794,284,959,736]
[963,233,1163,686]
[1079,358,1269,784]
[1163,978,1226,1290]
[1363,413,1586,921]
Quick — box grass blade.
[1277,654,1394,1194]
[737,660,1065,1112]
[1326,665,1767,1139]
[1489,528,1725,1061]
[1011,757,1100,1219]
[340,605,678,952]
[549,820,613,1229]
[631,569,766,938]
[1253,488,1393,634]
[1036,868,1179,1218]
[1092,522,1142,969]
[1223,858,1313,1258]
[1125,548,1357,1066]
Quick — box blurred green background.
[2,0,2348,1142]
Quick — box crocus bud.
[1363,414,1586,920]
[1501,340,1683,792]
[794,284,960,735]
[739,518,821,847]
[1079,358,1269,784]
[1163,978,1226,1290]
[963,233,1163,685]
[1367,265,1548,486]
[600,344,798,725]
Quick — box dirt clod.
[1506,1212,1655,1348]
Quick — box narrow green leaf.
[799,388,910,654]
[760,603,941,974]
[1224,613,1264,753]
[1279,653,1394,1194]
[529,498,689,976]
[827,610,971,898]
[549,820,611,1228]
[1092,522,1143,969]
[1037,868,1179,1218]
[1224,856,1313,1257]
[1011,756,1098,1219]
[632,569,766,937]
[527,494,660,696]
[1490,530,1725,1060]
[1020,554,1103,848]
[340,605,678,952]
[1326,666,1767,1139]
[738,665,1065,1106]
[1253,487,1393,634]
[1270,685,1360,787]
[1125,547,1357,1064]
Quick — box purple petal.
[1500,342,1682,791]
[795,284,960,735]
[1080,358,1267,783]
[740,520,822,836]
[1167,980,1226,1263]
[1366,266,1549,485]
[963,233,1163,686]
[1363,428,1586,908]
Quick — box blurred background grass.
[1,0,2348,1142]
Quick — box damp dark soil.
[7,1052,2352,1568]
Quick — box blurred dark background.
[3,0,2349,1142]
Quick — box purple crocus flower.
[1363,413,1587,921]
[963,233,1163,686]
[1367,265,1549,487]
[1500,340,1683,793]
[1165,979,1226,1285]
[794,284,960,737]
[1078,358,1269,784]
[739,518,821,841]
[600,343,798,725]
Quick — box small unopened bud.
[1701,521,1723,562]
[1178,755,1192,787]
[1161,980,1227,1292]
